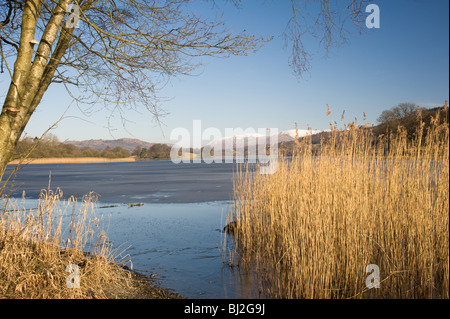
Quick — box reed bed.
[0,188,140,298]
[229,108,449,298]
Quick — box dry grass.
[0,188,180,299]
[229,107,449,299]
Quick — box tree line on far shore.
[12,135,171,160]
[131,144,172,160]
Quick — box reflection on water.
[101,200,262,299]
[99,200,235,298]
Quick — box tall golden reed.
[229,108,449,298]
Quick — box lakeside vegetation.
[13,135,131,160]
[11,135,172,162]
[131,144,172,160]
[228,104,449,299]
[0,189,182,298]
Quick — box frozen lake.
[6,160,238,204]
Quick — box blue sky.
[20,0,450,144]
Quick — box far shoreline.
[8,156,137,165]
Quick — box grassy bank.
[229,108,449,298]
[8,157,137,165]
[0,189,181,299]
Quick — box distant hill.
[65,138,159,152]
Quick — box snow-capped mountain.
[206,129,325,150]
[277,129,324,143]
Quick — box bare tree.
[0,0,371,177]
[0,0,262,177]
[282,0,371,77]
[377,102,418,124]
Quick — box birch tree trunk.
[0,0,74,178]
